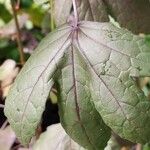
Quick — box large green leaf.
[77,21,150,144]
[4,24,71,145]
[4,20,150,147]
[56,46,111,150]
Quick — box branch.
[11,0,25,65]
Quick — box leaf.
[77,0,109,22]
[103,0,150,34]
[4,20,150,146]
[54,0,72,26]
[4,24,71,145]
[56,47,111,150]
[33,123,86,150]
[0,4,12,23]
[77,21,150,144]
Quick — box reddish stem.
[72,0,78,27]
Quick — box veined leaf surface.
[77,21,150,144]
[4,20,150,146]
[4,24,71,145]
[56,46,111,150]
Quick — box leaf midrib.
[71,44,96,150]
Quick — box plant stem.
[11,0,25,65]
[72,0,78,27]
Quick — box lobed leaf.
[4,20,150,147]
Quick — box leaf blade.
[4,24,71,145]
[56,45,111,150]
[77,21,150,144]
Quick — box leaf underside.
[4,21,150,147]
[56,45,111,150]
[4,24,71,145]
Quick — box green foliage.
[0,4,12,23]
[143,143,150,150]
[0,40,20,62]
[4,20,150,149]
